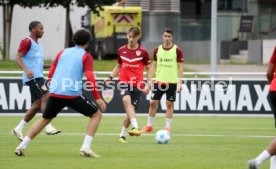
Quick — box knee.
[166,102,174,109]
[122,96,131,105]
[32,101,41,112]
[94,111,102,120]
[150,100,159,108]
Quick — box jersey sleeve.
[117,48,122,64]
[153,47,158,61]
[270,47,276,64]
[82,53,101,100]
[143,49,151,65]
[176,47,184,63]
[48,50,64,80]
[17,38,31,55]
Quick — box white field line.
[0,113,273,117]
[1,132,275,138]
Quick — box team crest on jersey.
[136,50,141,56]
[102,89,114,103]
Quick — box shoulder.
[20,38,31,45]
[118,45,127,52]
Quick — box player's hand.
[25,69,34,79]
[96,98,106,112]
[143,83,151,94]
[177,83,182,93]
[104,76,112,85]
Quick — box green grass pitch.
[0,115,275,169]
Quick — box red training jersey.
[17,38,32,55]
[269,47,276,91]
[117,45,151,87]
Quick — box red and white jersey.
[117,45,150,87]
[270,47,276,91]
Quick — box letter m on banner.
[114,14,133,23]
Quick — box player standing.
[142,28,183,133]
[12,21,60,141]
[105,27,151,143]
[15,29,106,157]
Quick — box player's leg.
[143,83,164,133]
[269,91,276,128]
[12,79,42,141]
[69,95,102,157]
[248,138,276,169]
[125,87,143,136]
[164,84,177,132]
[40,92,61,135]
[119,115,131,143]
[15,96,63,156]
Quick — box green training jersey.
[155,44,178,84]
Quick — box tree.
[0,0,116,60]
[1,0,41,60]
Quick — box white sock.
[45,123,54,130]
[165,118,172,129]
[81,135,93,150]
[119,127,128,138]
[130,118,138,129]
[19,136,31,149]
[147,116,154,127]
[15,119,27,131]
[270,155,276,169]
[256,150,271,165]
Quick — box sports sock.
[119,127,128,138]
[130,118,138,129]
[165,118,172,129]
[45,123,54,130]
[15,119,27,131]
[256,150,271,165]
[81,135,93,150]
[147,116,154,127]
[19,136,31,149]
[270,155,276,169]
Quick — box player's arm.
[48,50,63,80]
[177,47,184,92]
[105,51,122,82]
[267,47,276,84]
[267,64,275,84]
[15,39,33,79]
[83,54,106,112]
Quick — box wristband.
[109,76,113,80]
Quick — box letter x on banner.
[114,14,133,23]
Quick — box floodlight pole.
[211,0,217,73]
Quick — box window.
[218,0,247,12]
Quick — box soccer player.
[247,138,276,169]
[142,28,183,133]
[105,27,151,143]
[247,46,276,169]
[15,29,106,157]
[12,21,60,141]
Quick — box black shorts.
[151,83,177,102]
[118,84,142,109]
[42,95,99,119]
[25,78,48,103]
[269,91,276,119]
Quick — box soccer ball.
[155,130,170,144]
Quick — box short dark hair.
[73,29,91,45]
[29,21,42,31]
[163,28,174,36]
[128,27,140,37]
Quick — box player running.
[14,29,106,157]
[12,21,61,141]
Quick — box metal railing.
[0,70,267,79]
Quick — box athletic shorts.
[118,84,142,109]
[42,95,99,119]
[151,83,177,102]
[25,78,48,103]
